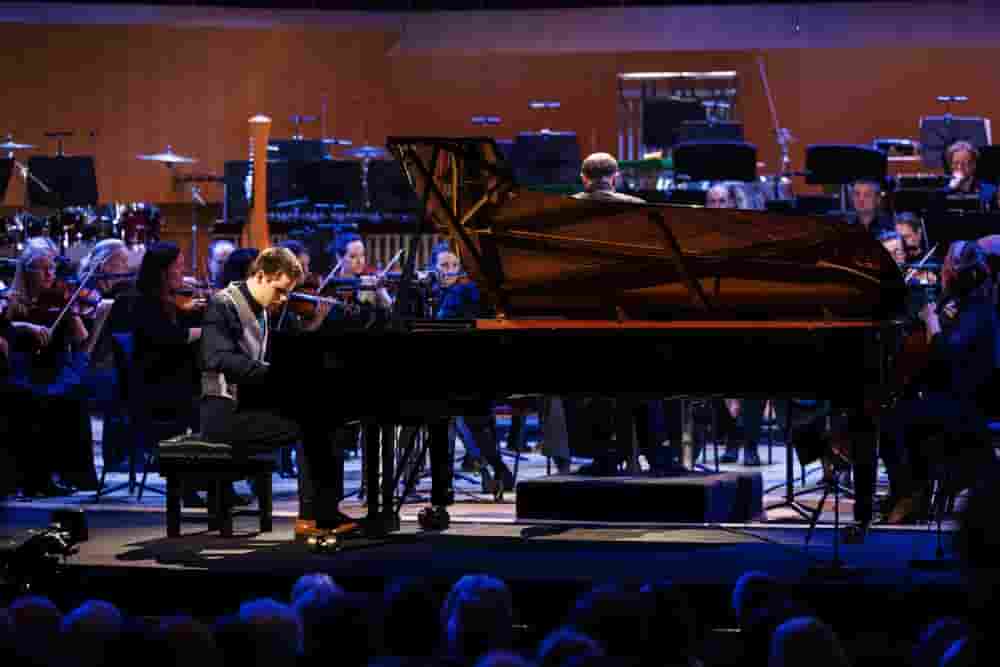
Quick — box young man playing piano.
[200,246,357,541]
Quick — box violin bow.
[904,243,938,282]
[318,258,344,292]
[49,262,101,334]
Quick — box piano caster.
[418,505,451,531]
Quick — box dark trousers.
[201,397,343,526]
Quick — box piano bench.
[158,434,277,538]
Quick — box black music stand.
[511,132,581,187]
[25,156,98,208]
[919,115,989,170]
[677,121,744,143]
[975,144,1000,185]
[671,141,757,183]
[295,160,364,210]
[367,160,420,212]
[25,156,98,254]
[805,144,887,212]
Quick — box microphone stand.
[758,56,794,200]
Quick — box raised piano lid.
[386,137,907,321]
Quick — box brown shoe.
[886,495,917,524]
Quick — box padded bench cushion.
[159,434,234,461]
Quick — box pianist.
[200,247,356,541]
[572,153,645,204]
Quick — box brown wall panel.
[2,20,999,211]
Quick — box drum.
[119,203,162,247]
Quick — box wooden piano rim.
[474,319,896,331]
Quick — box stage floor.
[1,417,905,525]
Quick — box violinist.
[880,240,1000,523]
[878,230,907,266]
[329,232,393,310]
[276,239,331,332]
[131,242,203,434]
[206,239,236,290]
[429,242,515,492]
[895,213,926,263]
[4,244,99,496]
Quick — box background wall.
[1,3,998,206]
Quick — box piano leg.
[364,423,382,522]
[616,399,641,475]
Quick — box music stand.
[25,156,98,254]
[0,159,12,200]
[677,121,744,143]
[919,116,990,170]
[805,144,887,212]
[25,156,98,208]
[975,145,1000,184]
[672,141,757,183]
[295,160,364,210]
[367,160,420,212]
[511,132,581,187]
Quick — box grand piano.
[268,137,908,536]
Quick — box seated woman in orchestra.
[881,240,1000,523]
[429,241,515,492]
[4,243,99,496]
[327,231,393,310]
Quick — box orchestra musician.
[846,180,894,236]
[3,243,100,496]
[880,240,1000,523]
[329,232,393,310]
[944,141,998,208]
[572,153,645,204]
[199,247,357,541]
[206,239,236,290]
[878,230,907,266]
[706,182,754,210]
[429,242,515,492]
[895,213,926,263]
[276,239,330,333]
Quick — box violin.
[172,287,209,313]
[22,279,103,327]
[286,272,347,319]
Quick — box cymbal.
[321,137,353,146]
[137,146,197,164]
[344,144,386,159]
[0,140,34,151]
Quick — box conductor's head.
[580,153,620,193]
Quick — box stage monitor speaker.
[511,131,581,187]
[295,160,364,209]
[367,160,420,212]
[516,471,763,524]
[678,120,744,143]
[919,115,990,170]
[642,98,706,150]
[804,144,887,186]
[25,156,98,208]
[672,141,757,183]
[0,158,11,200]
